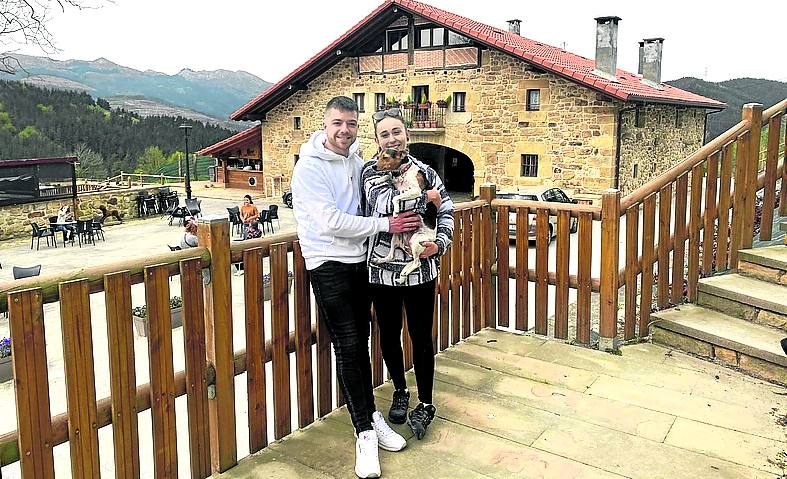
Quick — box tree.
[73,142,106,179]
[1,0,105,74]
[135,146,166,174]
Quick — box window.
[520,154,539,177]
[412,85,429,105]
[453,92,466,112]
[353,93,365,112]
[375,93,386,111]
[386,29,408,52]
[676,108,685,128]
[635,109,645,128]
[448,31,471,45]
[526,89,540,111]
[416,26,445,48]
[633,163,638,178]
[293,116,301,130]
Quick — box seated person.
[245,221,263,240]
[55,205,76,241]
[180,219,199,249]
[240,194,260,239]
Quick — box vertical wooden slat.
[739,104,764,252]
[144,264,178,478]
[716,143,734,271]
[402,307,414,370]
[481,203,495,328]
[576,213,592,345]
[270,242,292,440]
[371,308,383,387]
[9,289,55,479]
[688,164,704,301]
[729,132,749,269]
[534,208,549,335]
[450,215,462,343]
[554,210,570,339]
[439,243,450,351]
[760,113,783,241]
[431,287,439,353]
[293,242,315,429]
[703,152,720,275]
[639,195,657,336]
[657,184,673,308]
[196,219,236,472]
[515,207,529,332]
[780,122,787,217]
[180,258,211,479]
[624,205,639,341]
[600,189,621,348]
[316,308,332,417]
[671,174,688,304]
[471,206,482,333]
[242,247,267,453]
[496,206,510,328]
[461,208,472,339]
[59,279,100,478]
[104,271,141,479]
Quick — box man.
[290,96,420,478]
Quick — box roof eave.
[625,95,727,110]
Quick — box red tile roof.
[231,0,722,120]
[196,124,261,157]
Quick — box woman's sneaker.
[372,411,407,451]
[388,388,409,424]
[355,430,381,478]
[408,403,436,440]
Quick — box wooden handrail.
[762,98,787,124]
[490,198,602,220]
[621,119,750,210]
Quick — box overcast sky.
[12,0,787,84]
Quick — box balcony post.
[599,188,621,351]
[479,184,497,328]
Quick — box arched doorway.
[408,143,474,195]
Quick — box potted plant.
[131,296,184,337]
[403,95,416,109]
[0,337,11,383]
[436,95,450,109]
[385,97,400,109]
[417,93,430,109]
[263,271,294,301]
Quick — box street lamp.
[179,123,193,199]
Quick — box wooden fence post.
[197,218,237,473]
[479,184,496,328]
[599,189,621,351]
[730,103,763,268]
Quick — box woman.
[55,204,76,242]
[360,108,454,439]
[240,194,260,239]
[180,219,198,249]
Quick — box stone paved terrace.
[220,329,787,479]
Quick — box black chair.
[30,223,57,250]
[135,192,146,217]
[168,244,182,251]
[269,204,280,228]
[227,207,243,237]
[75,219,95,247]
[157,187,171,212]
[185,198,202,217]
[169,205,188,226]
[259,209,274,234]
[143,196,158,216]
[91,216,106,242]
[13,265,41,280]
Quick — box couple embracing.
[290,96,454,478]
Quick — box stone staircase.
[651,244,787,385]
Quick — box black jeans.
[370,280,436,404]
[309,261,376,433]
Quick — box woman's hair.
[243,194,253,204]
[373,112,407,136]
[184,219,198,234]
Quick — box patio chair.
[169,205,189,226]
[30,222,57,250]
[135,192,146,217]
[269,204,280,228]
[13,265,41,280]
[259,209,274,234]
[185,198,202,217]
[143,195,158,216]
[168,244,182,251]
[75,219,95,247]
[227,207,243,237]
[91,216,106,242]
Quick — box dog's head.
[98,205,108,213]
[374,147,409,172]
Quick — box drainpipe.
[615,104,638,189]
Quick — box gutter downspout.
[615,104,638,189]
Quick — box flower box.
[0,355,12,383]
[133,307,184,337]
[263,276,294,301]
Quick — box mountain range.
[0,54,271,130]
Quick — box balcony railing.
[399,103,447,129]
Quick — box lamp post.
[179,123,193,199]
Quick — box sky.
[10,0,787,84]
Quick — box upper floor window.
[375,93,386,111]
[453,92,466,112]
[521,154,539,177]
[526,89,540,111]
[635,109,645,128]
[293,116,301,130]
[386,29,408,52]
[353,93,365,113]
[676,108,685,128]
[448,31,471,45]
[416,26,445,48]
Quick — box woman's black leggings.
[369,280,436,404]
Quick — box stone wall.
[0,186,160,241]
[617,105,706,195]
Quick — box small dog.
[98,205,124,223]
[370,148,438,284]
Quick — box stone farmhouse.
[201,0,724,199]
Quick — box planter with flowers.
[132,296,184,337]
[0,337,11,383]
[263,271,294,301]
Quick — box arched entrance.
[408,143,475,195]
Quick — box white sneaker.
[372,411,407,452]
[355,430,381,478]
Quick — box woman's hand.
[426,188,442,208]
[419,241,439,258]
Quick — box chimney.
[507,19,521,35]
[638,41,644,75]
[593,16,622,82]
[640,37,664,86]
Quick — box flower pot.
[430,120,438,128]
[0,355,12,383]
[133,307,184,337]
[263,277,294,302]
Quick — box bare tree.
[1,0,105,74]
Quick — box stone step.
[780,220,787,232]
[651,304,787,385]
[738,245,787,285]
[697,273,787,331]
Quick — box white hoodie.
[291,131,388,270]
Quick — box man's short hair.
[325,96,358,115]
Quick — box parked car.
[498,186,578,241]
[282,189,293,208]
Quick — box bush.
[132,296,183,318]
[0,337,10,358]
